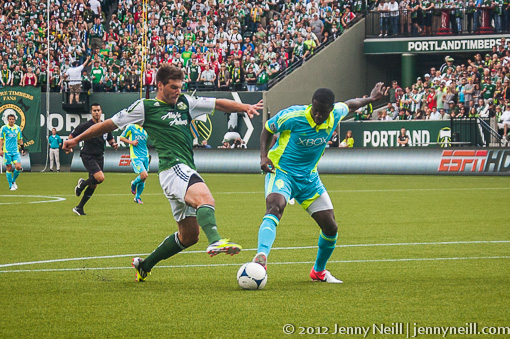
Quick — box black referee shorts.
[81,154,104,177]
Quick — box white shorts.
[498,121,510,129]
[159,163,204,222]
[306,192,334,216]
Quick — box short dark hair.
[156,63,184,85]
[91,103,101,110]
[7,114,15,119]
[312,88,335,107]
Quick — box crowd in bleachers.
[375,0,510,37]
[355,39,510,140]
[0,0,371,93]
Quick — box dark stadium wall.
[34,92,263,166]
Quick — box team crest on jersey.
[177,102,188,110]
[275,179,285,189]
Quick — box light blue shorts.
[3,152,21,166]
[132,157,149,174]
[265,169,326,210]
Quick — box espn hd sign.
[438,150,510,173]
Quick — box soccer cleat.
[132,257,150,282]
[206,238,242,257]
[253,252,267,270]
[72,206,86,216]
[75,178,85,196]
[134,197,143,204]
[130,181,136,195]
[11,182,18,190]
[310,268,343,284]
[9,186,16,191]
[288,198,295,205]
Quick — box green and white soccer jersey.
[265,103,348,177]
[111,95,216,172]
[0,124,22,154]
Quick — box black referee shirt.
[71,119,114,156]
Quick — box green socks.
[196,205,221,244]
[143,232,187,271]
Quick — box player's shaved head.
[312,88,335,108]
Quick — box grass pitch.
[0,172,509,338]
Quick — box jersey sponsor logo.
[161,111,188,126]
[297,136,328,147]
[438,150,510,173]
[177,102,188,110]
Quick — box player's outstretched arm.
[260,128,275,173]
[345,82,385,113]
[215,99,263,118]
[63,120,117,151]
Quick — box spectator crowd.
[376,0,510,37]
[355,41,510,141]
[0,0,370,93]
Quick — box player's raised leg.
[185,179,241,256]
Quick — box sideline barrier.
[71,149,510,176]
[0,153,31,172]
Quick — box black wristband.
[19,144,25,152]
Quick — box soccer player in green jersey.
[63,64,263,282]
[254,83,385,284]
[0,114,25,190]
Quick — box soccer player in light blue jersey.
[254,83,385,283]
[0,114,25,190]
[120,124,150,204]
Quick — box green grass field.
[0,172,509,338]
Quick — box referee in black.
[68,103,118,215]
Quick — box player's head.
[156,63,184,105]
[311,88,335,125]
[7,114,16,126]
[90,103,102,123]
[52,128,57,135]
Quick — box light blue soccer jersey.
[120,124,149,159]
[0,124,22,154]
[265,103,348,177]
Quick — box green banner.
[339,121,451,148]
[0,86,41,152]
[364,35,506,55]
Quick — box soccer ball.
[237,262,267,290]
[340,141,347,147]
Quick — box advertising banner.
[340,120,451,148]
[365,35,505,55]
[0,86,41,152]
[72,148,510,176]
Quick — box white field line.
[0,240,508,270]
[1,256,509,273]
[0,195,66,205]
[3,187,508,200]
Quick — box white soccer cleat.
[310,268,343,284]
[288,198,295,205]
[253,252,267,270]
[12,182,17,190]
